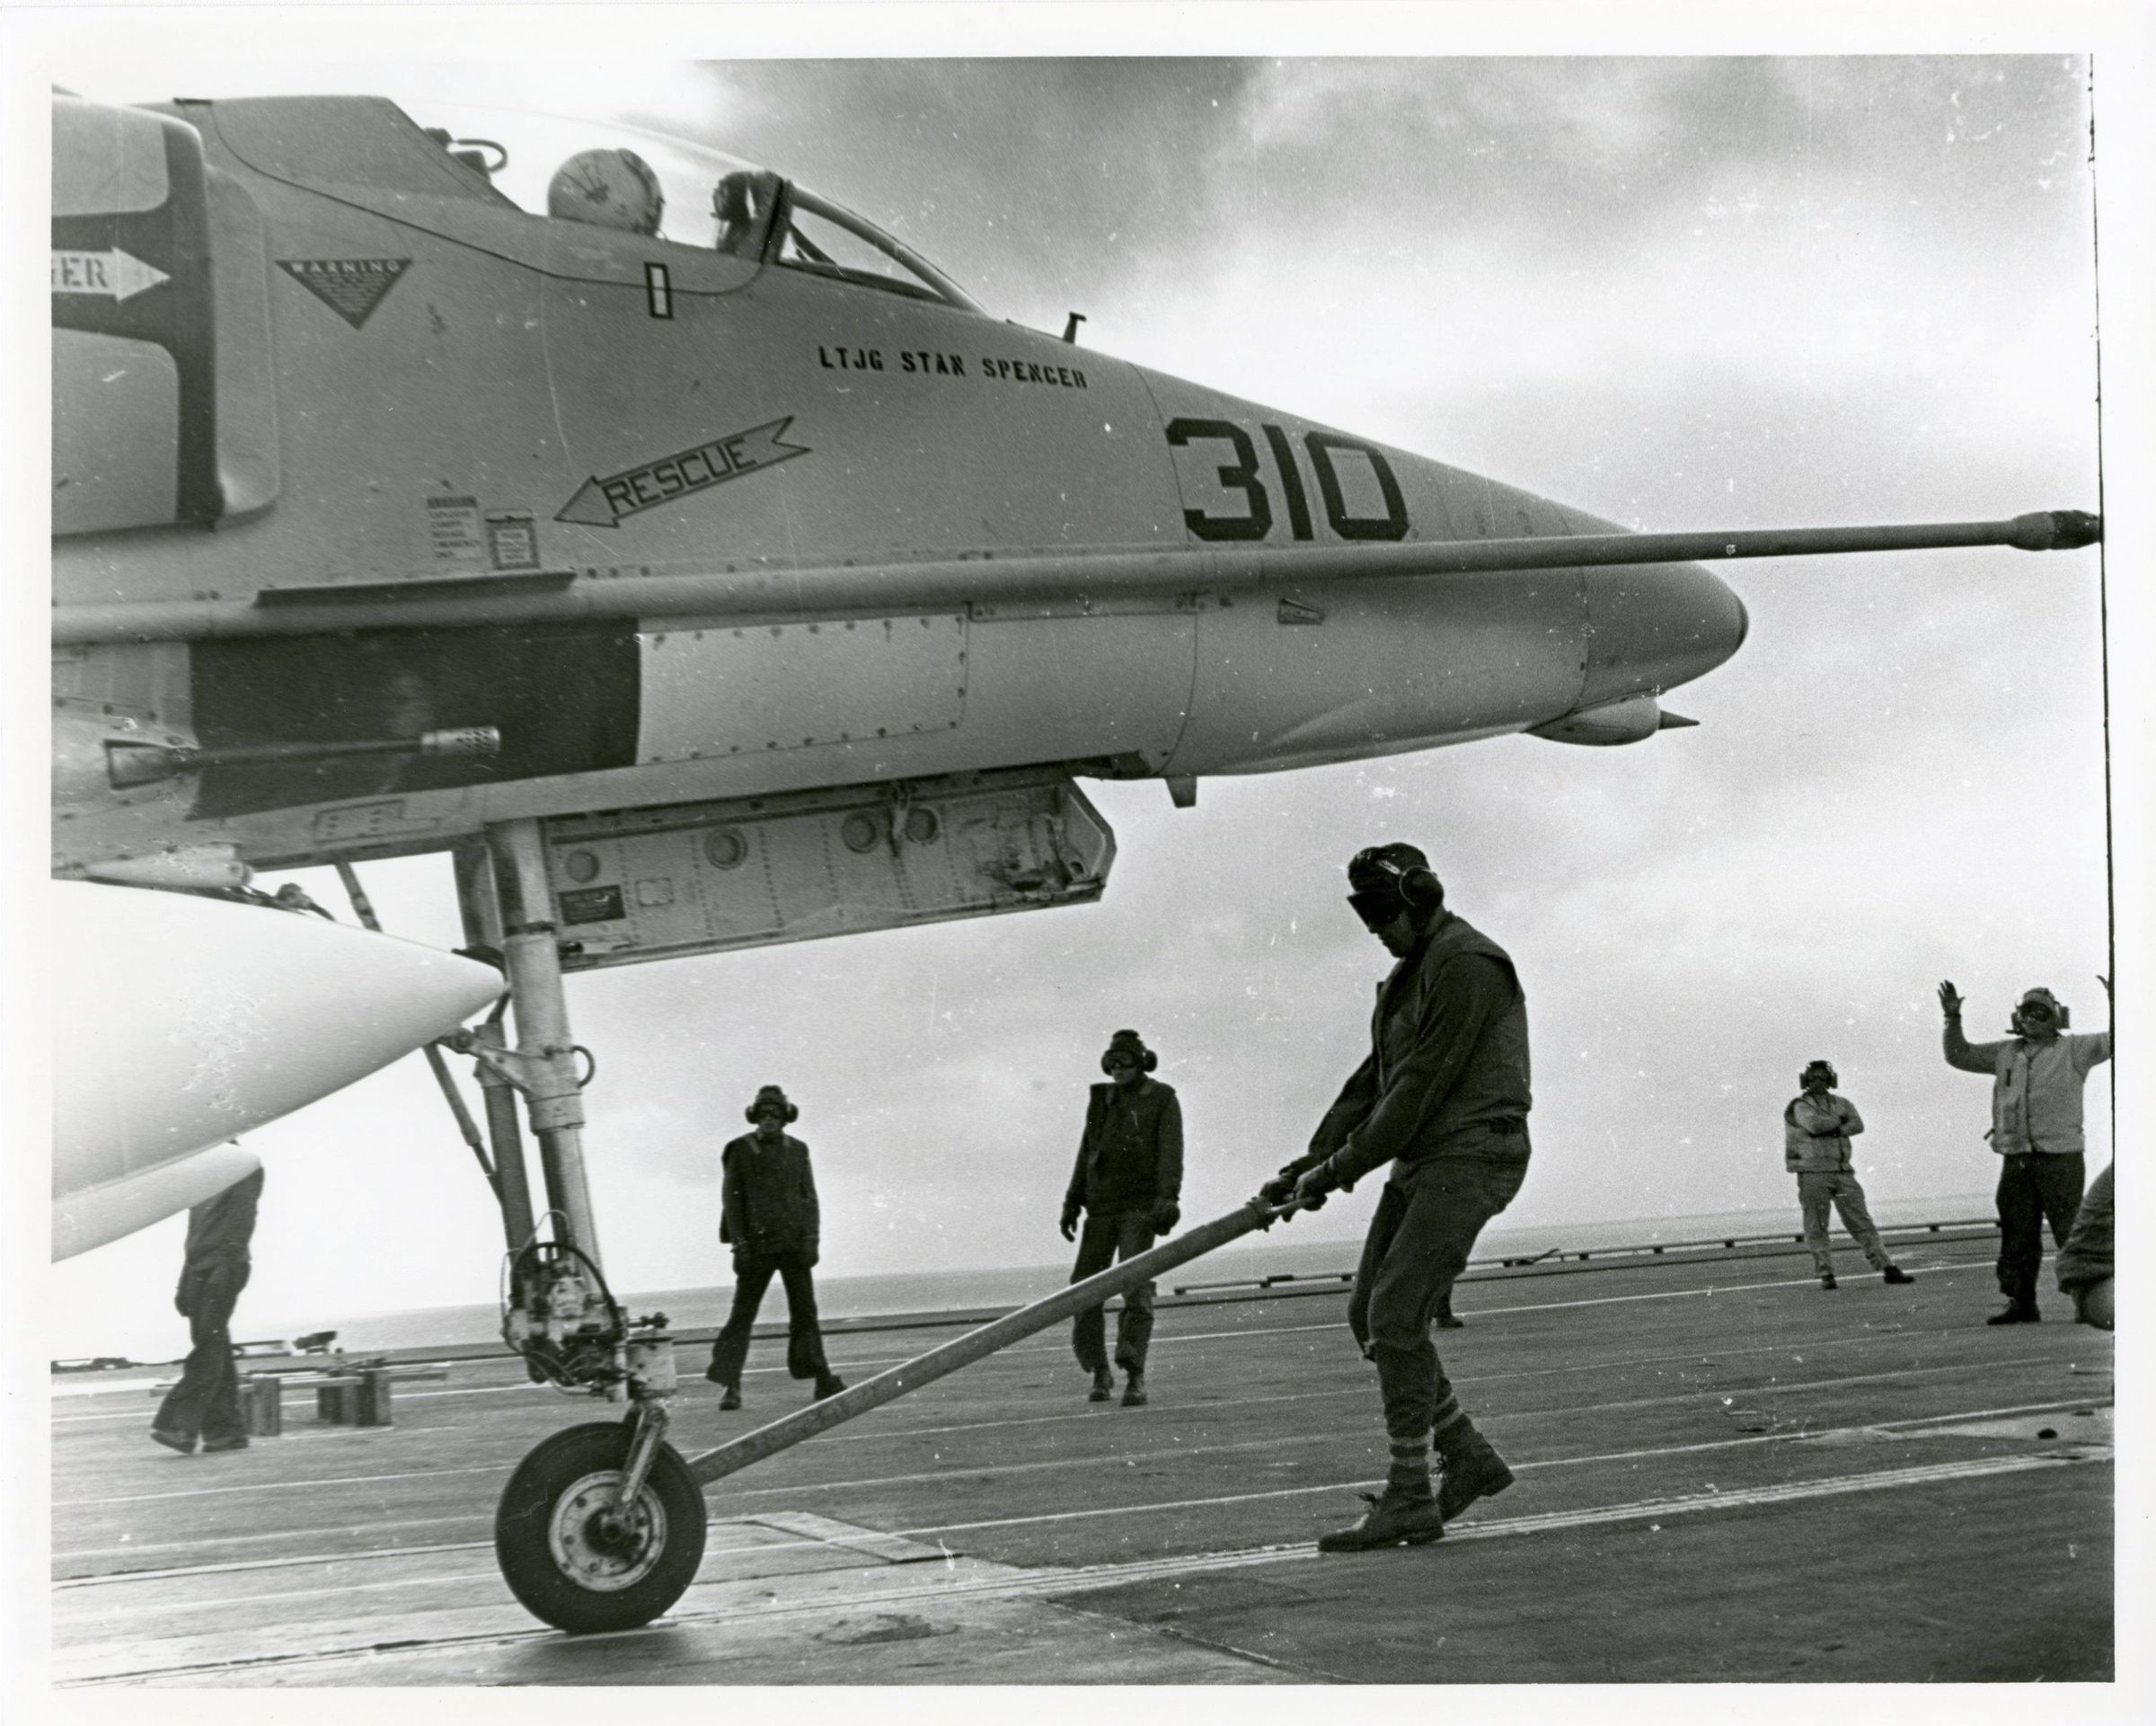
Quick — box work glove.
[1291,1162,1340,1211]
[1258,1164,1305,1207]
[1059,1200,1082,1243]
[1937,979,1963,1018]
[1150,1199,1180,1236]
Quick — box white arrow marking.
[51,248,172,303]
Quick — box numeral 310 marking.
[1164,417,1409,544]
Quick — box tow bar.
[493,1195,1297,1632]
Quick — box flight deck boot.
[1319,1435,1447,1552]
[1317,1483,1447,1552]
[1088,1367,1116,1403]
[1433,1415,1515,1524]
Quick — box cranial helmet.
[1800,1059,1838,1089]
[1347,843,1444,926]
[545,148,666,236]
[1100,1029,1158,1074]
[2011,987,2069,1035]
[747,1084,799,1124]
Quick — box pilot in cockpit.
[713,169,778,258]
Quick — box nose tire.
[495,1420,708,1633]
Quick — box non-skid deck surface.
[50,1235,2111,1684]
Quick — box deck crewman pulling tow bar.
[1264,845,1533,1552]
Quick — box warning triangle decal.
[278,258,412,329]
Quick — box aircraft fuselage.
[53,94,1744,877]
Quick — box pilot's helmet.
[546,148,666,236]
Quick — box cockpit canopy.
[187,94,979,313]
[419,103,980,311]
[527,142,977,310]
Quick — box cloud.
[39,57,2118,1352]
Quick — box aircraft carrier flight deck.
[50,1223,2112,1686]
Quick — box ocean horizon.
[78,1190,1994,1366]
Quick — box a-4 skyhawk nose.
[1578,559,1751,710]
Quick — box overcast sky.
[23,37,2138,1359]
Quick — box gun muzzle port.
[2010,509,2102,552]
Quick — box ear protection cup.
[1801,1060,1838,1088]
[1100,1031,1158,1073]
[1348,845,1444,913]
[1395,864,1444,912]
[746,1087,799,1124]
[2012,990,2069,1034]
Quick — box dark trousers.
[1995,1152,2085,1305]
[1070,1209,1158,1373]
[707,1249,830,1387]
[155,1261,248,1444]
[1348,1140,1529,1447]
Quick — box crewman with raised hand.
[1783,1059,1915,1291]
[1940,976,2113,1325]
[1263,844,1533,1552]
[1061,1030,1183,1407]
[705,1085,845,1407]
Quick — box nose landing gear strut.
[491,1197,1292,1633]
[459,819,1302,1633]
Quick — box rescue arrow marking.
[555,417,809,527]
[50,249,170,302]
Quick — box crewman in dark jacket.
[1062,1029,1183,1406]
[705,1085,844,1409]
[2055,1160,2114,1331]
[152,1166,264,1455]
[1265,845,1533,1551]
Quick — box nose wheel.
[494,1421,707,1633]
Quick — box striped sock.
[1387,1440,1432,1497]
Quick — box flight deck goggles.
[1348,890,1409,927]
